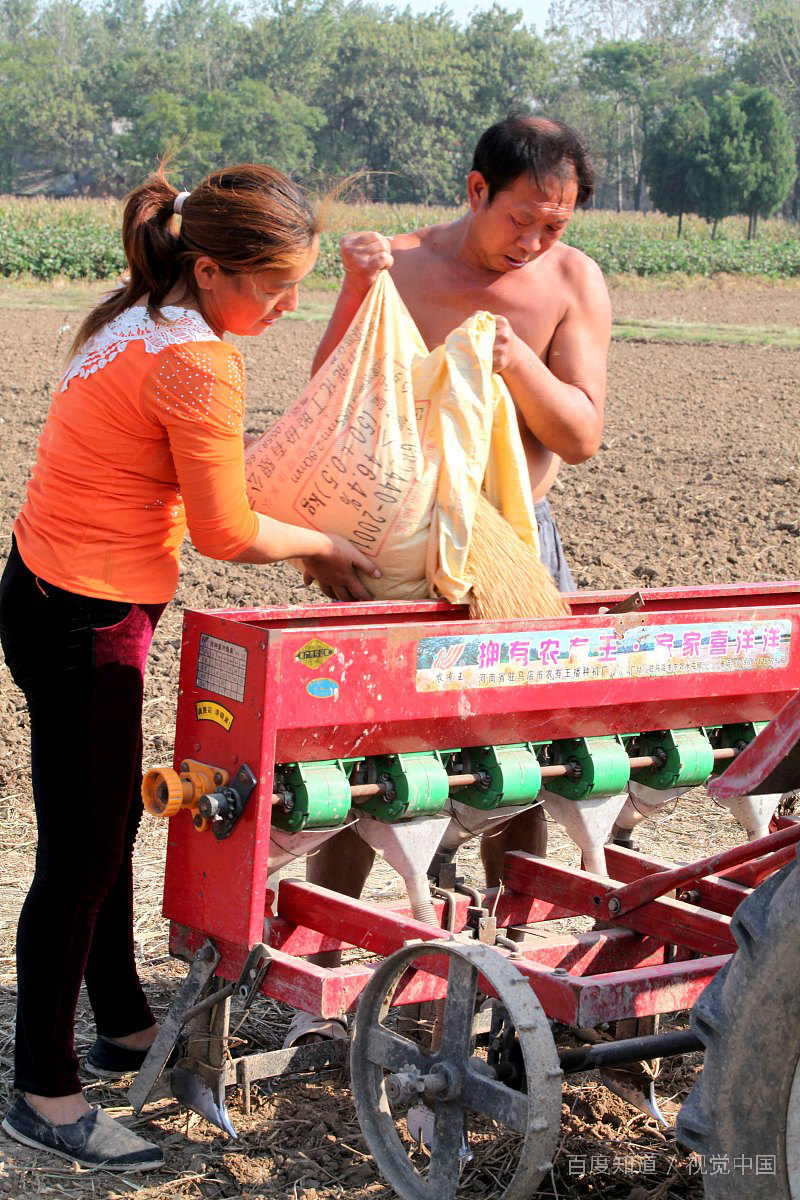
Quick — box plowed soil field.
[0,281,799,1200]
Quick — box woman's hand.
[340,232,393,296]
[301,533,380,602]
[492,314,522,374]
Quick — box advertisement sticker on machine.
[416,620,792,692]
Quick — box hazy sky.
[401,0,551,30]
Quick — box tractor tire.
[677,852,800,1199]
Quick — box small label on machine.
[196,700,234,730]
[196,634,247,703]
[415,620,791,692]
[306,677,340,699]
[294,638,336,670]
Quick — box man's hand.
[492,314,522,374]
[341,231,394,295]
[312,232,394,375]
[301,533,380,602]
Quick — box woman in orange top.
[0,163,376,1172]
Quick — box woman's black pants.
[0,539,165,1096]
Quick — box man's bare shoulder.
[390,221,453,258]
[552,241,608,297]
[389,229,423,251]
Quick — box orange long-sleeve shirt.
[14,305,260,603]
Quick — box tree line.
[1,0,798,229]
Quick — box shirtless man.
[308,114,611,909]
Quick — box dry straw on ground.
[466,493,572,622]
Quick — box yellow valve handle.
[142,767,185,818]
[141,760,229,830]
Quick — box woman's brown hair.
[71,162,319,355]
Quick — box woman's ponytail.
[70,165,184,355]
[121,170,184,309]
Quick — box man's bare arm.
[311,232,393,376]
[496,258,611,464]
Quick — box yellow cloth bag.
[245,272,539,602]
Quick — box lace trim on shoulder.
[60,306,219,393]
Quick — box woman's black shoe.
[84,1035,181,1080]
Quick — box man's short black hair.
[472,114,594,206]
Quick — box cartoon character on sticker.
[306,678,339,699]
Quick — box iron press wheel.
[350,939,562,1200]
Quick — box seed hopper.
[132,582,800,1199]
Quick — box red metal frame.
[603,844,751,916]
[159,586,800,1031]
[717,843,798,886]
[709,687,800,798]
[170,853,732,1023]
[603,823,800,916]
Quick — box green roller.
[457,743,542,810]
[632,728,714,790]
[359,751,449,822]
[271,759,352,833]
[546,735,631,802]
[711,721,768,774]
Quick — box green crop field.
[2,196,800,283]
[563,210,800,278]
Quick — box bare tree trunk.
[634,162,644,211]
[615,106,623,212]
[629,106,642,211]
